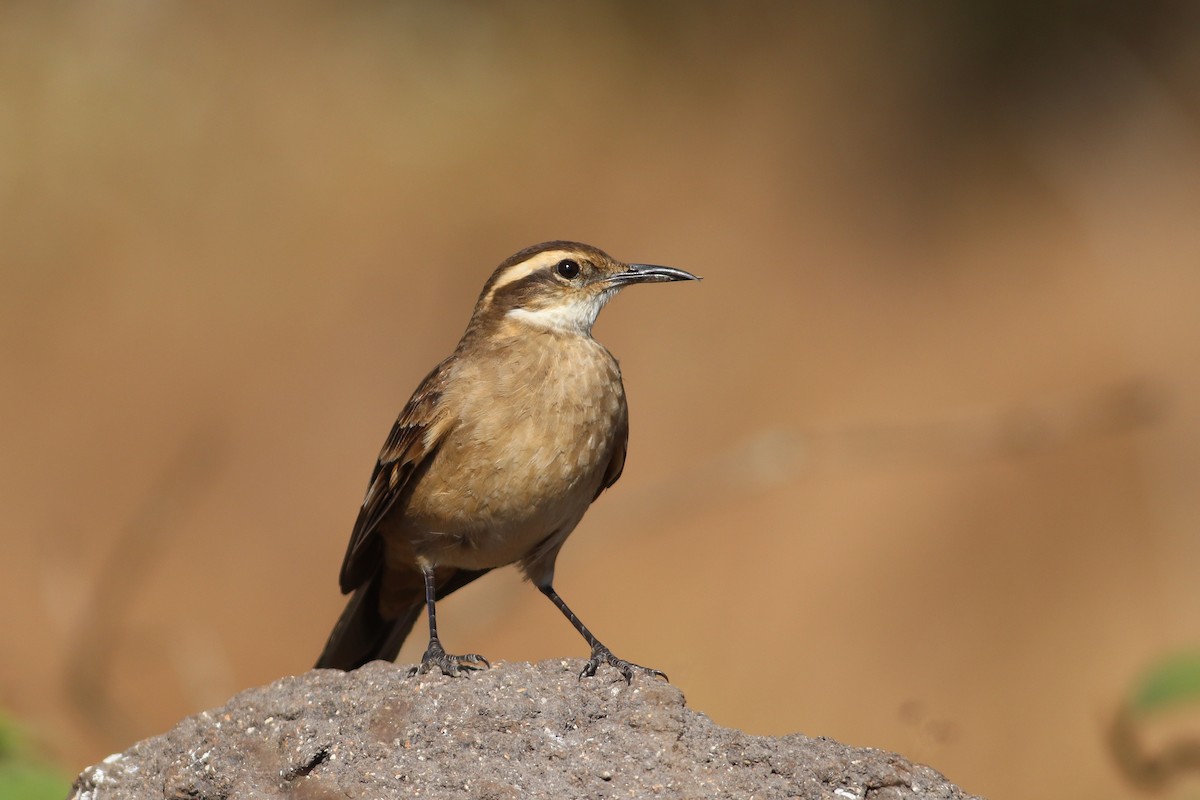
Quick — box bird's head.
[470,241,699,336]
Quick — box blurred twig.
[623,377,1165,522]
[1110,652,1200,790]
[63,425,224,749]
[806,377,1163,472]
[1110,703,1200,791]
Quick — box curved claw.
[409,640,490,677]
[578,645,668,684]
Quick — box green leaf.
[0,713,28,759]
[1132,652,1200,714]
[0,763,72,800]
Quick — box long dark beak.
[606,263,701,286]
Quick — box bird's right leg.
[409,563,489,677]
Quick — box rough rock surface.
[70,660,981,799]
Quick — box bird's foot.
[408,639,489,677]
[580,644,668,684]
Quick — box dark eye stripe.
[486,269,562,310]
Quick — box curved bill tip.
[611,263,702,285]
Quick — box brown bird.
[315,241,699,681]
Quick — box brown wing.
[337,361,455,593]
[594,407,629,501]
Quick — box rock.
[69,660,981,799]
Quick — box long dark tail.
[315,566,490,671]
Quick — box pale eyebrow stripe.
[478,250,573,309]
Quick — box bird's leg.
[409,564,489,677]
[538,584,667,683]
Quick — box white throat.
[505,289,616,335]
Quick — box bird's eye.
[556,259,581,280]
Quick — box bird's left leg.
[537,583,667,683]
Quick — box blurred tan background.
[4,3,1200,798]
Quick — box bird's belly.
[400,370,623,569]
